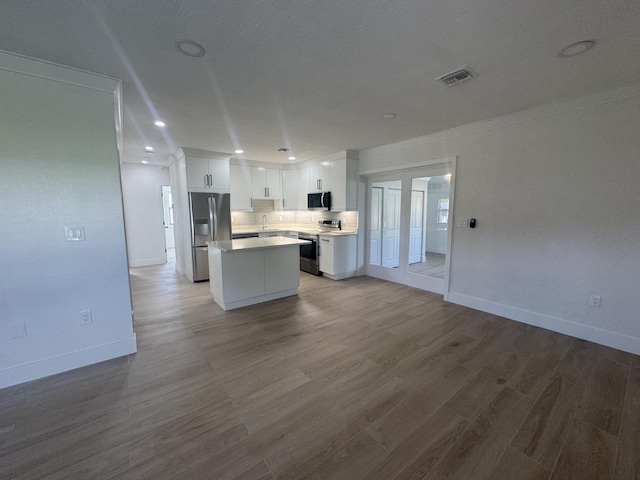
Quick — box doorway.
[161,185,175,260]
[365,164,454,296]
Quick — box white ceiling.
[2,0,639,166]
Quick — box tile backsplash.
[232,207,358,230]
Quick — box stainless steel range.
[298,232,320,275]
[317,219,342,232]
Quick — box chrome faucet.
[261,214,267,230]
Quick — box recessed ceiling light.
[288,156,296,161]
[144,146,154,152]
[234,149,244,154]
[558,40,596,58]
[141,160,149,164]
[154,121,166,127]
[176,40,206,58]
[381,113,397,119]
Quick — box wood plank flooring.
[1,259,639,479]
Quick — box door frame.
[363,157,457,300]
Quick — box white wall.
[121,164,170,267]
[168,157,185,275]
[0,53,136,388]
[359,84,640,355]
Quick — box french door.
[365,164,454,296]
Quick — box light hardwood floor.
[1,259,639,479]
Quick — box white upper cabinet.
[186,155,230,192]
[297,167,310,209]
[309,163,332,192]
[281,169,298,211]
[285,152,358,211]
[329,157,358,211]
[230,165,252,211]
[251,167,282,199]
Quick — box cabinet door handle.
[321,238,330,242]
[204,174,208,187]
[209,174,213,187]
[267,187,270,197]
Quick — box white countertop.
[208,236,311,252]
[316,231,358,236]
[232,225,357,236]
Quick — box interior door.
[408,190,424,264]
[370,187,383,265]
[162,185,175,249]
[382,188,401,268]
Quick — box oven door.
[299,236,317,262]
[299,234,320,275]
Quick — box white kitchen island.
[207,236,311,310]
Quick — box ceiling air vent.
[436,68,474,87]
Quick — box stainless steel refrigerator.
[189,192,232,282]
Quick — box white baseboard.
[447,292,640,356]
[323,271,357,281]
[0,335,137,389]
[215,289,299,311]
[129,257,167,267]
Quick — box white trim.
[447,293,640,356]
[359,83,640,160]
[214,289,299,311]
[359,156,456,176]
[322,271,357,281]
[0,336,137,389]
[129,257,168,267]
[0,50,120,93]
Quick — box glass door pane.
[407,175,450,280]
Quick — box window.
[437,198,449,224]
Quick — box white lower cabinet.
[264,246,300,294]
[209,243,301,310]
[318,234,357,280]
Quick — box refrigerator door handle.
[211,196,218,241]
[207,196,214,242]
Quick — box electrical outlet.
[80,309,93,325]
[65,226,85,241]
[311,216,315,222]
[279,215,283,222]
[588,295,601,307]
[458,219,468,228]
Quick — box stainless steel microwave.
[308,192,331,210]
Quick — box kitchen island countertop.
[208,236,310,252]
